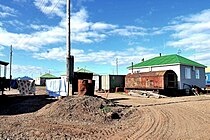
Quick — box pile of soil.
[0,94,138,139]
[36,95,135,124]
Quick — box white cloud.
[11,64,45,78]
[34,0,66,18]
[91,22,117,30]
[30,24,52,31]
[71,8,90,32]
[165,9,210,66]
[0,1,66,52]
[167,9,210,49]
[33,47,66,61]
[0,4,157,65]
[70,8,115,43]
[0,23,65,52]
[71,8,147,43]
[0,4,18,18]
[33,46,155,67]
[110,26,147,36]
[180,9,210,23]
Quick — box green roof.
[60,68,99,76]
[128,54,206,69]
[40,73,58,78]
[77,68,99,75]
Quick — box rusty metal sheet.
[78,79,88,96]
[125,71,167,90]
[78,79,95,96]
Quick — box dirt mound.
[36,95,133,124]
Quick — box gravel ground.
[1,87,210,139]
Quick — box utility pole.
[9,45,12,90]
[66,0,74,96]
[116,58,118,75]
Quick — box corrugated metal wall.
[101,75,125,92]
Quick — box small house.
[128,54,206,90]
[35,73,60,86]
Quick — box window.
[195,69,200,79]
[185,67,191,79]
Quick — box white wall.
[101,75,110,91]
[93,75,100,91]
[35,77,41,85]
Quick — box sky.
[0,0,210,78]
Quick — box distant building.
[127,54,206,89]
[61,68,100,91]
[206,73,210,87]
[35,73,60,86]
[205,67,210,87]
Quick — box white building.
[128,54,206,89]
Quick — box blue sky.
[0,0,210,78]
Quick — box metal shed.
[101,75,125,92]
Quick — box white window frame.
[195,69,200,79]
[185,67,191,79]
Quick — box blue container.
[206,73,210,86]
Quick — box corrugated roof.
[40,73,58,78]
[77,68,99,75]
[128,54,206,69]
[60,68,99,76]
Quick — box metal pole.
[132,62,133,74]
[10,45,12,80]
[116,58,118,75]
[66,0,72,96]
[9,45,12,90]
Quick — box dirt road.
[1,88,210,139]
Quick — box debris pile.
[128,90,167,98]
[36,95,134,124]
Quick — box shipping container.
[101,75,125,92]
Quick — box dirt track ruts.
[1,89,210,139]
[109,96,210,140]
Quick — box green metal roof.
[77,68,99,75]
[60,68,99,76]
[40,73,58,78]
[128,54,206,69]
